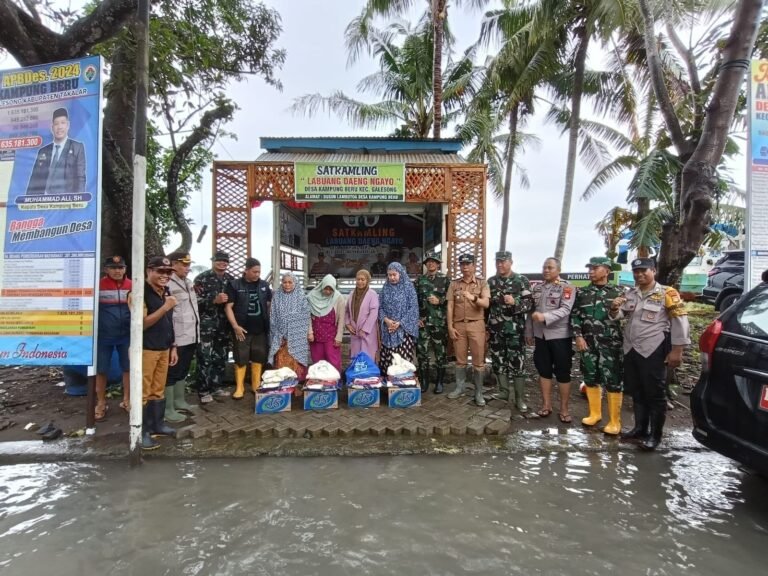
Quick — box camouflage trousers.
[416,324,447,368]
[196,333,230,395]
[488,332,526,378]
[580,339,623,392]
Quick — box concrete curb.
[0,429,705,463]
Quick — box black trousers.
[623,341,667,415]
[166,343,197,386]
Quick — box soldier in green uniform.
[571,256,625,434]
[486,251,533,413]
[415,251,449,393]
[193,251,235,403]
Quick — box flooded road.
[0,452,765,575]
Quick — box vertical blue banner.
[0,56,102,365]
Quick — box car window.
[728,285,768,339]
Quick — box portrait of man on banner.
[25,107,87,196]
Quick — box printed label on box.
[255,391,292,414]
[387,387,421,408]
[348,388,380,408]
[304,389,339,410]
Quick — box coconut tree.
[291,18,480,138]
[460,2,564,250]
[347,0,489,138]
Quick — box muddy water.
[0,452,765,575]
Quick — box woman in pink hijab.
[345,269,380,359]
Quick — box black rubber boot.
[419,365,430,393]
[434,367,445,394]
[150,399,177,438]
[620,401,649,442]
[141,403,159,450]
[640,410,666,451]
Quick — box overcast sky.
[184,0,642,274]
[2,0,746,275]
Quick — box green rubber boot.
[513,377,529,413]
[447,366,467,399]
[474,369,486,407]
[495,373,510,401]
[174,379,197,412]
[163,383,187,423]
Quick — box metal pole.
[129,0,150,466]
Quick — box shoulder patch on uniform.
[563,286,574,299]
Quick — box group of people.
[95,247,690,452]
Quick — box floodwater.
[0,452,765,575]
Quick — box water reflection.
[0,453,765,575]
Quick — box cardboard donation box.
[255,389,292,414]
[303,380,340,410]
[385,385,421,408]
[347,387,381,408]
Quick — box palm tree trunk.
[431,0,446,139]
[500,103,519,251]
[554,30,589,261]
[635,197,650,258]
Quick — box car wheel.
[718,292,740,311]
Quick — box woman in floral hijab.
[268,273,311,380]
[378,262,419,374]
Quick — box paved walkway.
[176,386,515,440]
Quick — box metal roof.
[260,136,464,154]
[255,152,467,164]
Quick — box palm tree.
[347,0,489,139]
[291,19,479,138]
[461,3,563,250]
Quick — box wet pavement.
[0,451,765,575]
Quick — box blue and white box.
[303,389,339,411]
[347,388,381,408]
[386,386,421,408]
[255,390,292,414]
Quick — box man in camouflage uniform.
[486,251,533,413]
[571,256,625,434]
[193,250,234,403]
[415,251,449,394]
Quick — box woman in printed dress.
[345,269,380,360]
[378,262,419,374]
[268,272,311,380]
[307,274,346,373]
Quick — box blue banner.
[0,56,102,365]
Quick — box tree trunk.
[554,30,588,261]
[656,0,764,284]
[499,103,519,251]
[431,0,446,139]
[635,197,651,258]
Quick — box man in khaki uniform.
[447,253,490,406]
[610,258,690,450]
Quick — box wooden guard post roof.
[212,137,487,276]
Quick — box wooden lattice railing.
[212,161,486,277]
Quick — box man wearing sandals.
[94,255,131,421]
[525,257,575,423]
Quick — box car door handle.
[742,368,768,380]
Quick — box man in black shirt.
[141,256,179,450]
[225,258,273,399]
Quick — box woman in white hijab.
[307,274,346,372]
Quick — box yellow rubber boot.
[603,392,623,435]
[233,365,247,400]
[250,363,263,394]
[581,385,602,427]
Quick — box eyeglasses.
[154,269,172,276]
